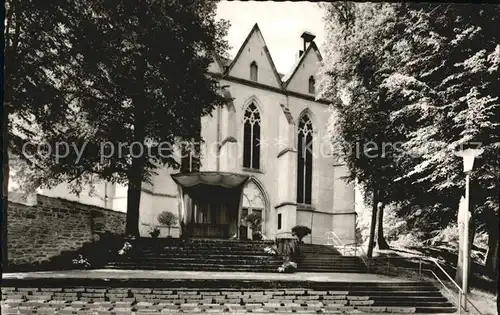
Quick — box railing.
[323,231,484,315]
[324,231,369,268]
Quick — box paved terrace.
[3,270,407,282]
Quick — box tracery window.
[297,115,313,204]
[243,103,261,169]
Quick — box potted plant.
[291,225,311,243]
[149,227,160,239]
[243,212,263,241]
[158,211,178,238]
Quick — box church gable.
[226,24,282,88]
[283,42,322,96]
[208,56,225,74]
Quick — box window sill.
[242,167,264,174]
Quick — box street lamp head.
[454,148,484,173]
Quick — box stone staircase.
[104,238,283,272]
[297,244,368,273]
[1,279,457,314]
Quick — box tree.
[3,0,86,270]
[158,211,178,237]
[385,3,500,290]
[14,0,231,237]
[319,3,499,273]
[319,2,407,256]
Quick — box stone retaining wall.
[7,193,126,265]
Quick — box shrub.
[158,211,178,237]
[277,261,297,273]
[264,246,278,255]
[118,242,133,255]
[291,225,311,243]
[149,227,160,239]
[72,254,91,269]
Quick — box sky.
[216,1,326,75]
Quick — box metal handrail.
[325,231,349,255]
[349,241,370,271]
[324,231,370,268]
[429,258,483,315]
[325,231,343,247]
[430,258,463,293]
[367,254,484,315]
[323,232,484,315]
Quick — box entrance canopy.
[171,172,249,189]
[171,172,250,238]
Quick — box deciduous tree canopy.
[319,2,499,277]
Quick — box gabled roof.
[225,23,283,87]
[209,55,226,74]
[281,41,323,87]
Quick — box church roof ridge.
[225,23,283,87]
[281,41,322,87]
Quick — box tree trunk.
[125,55,147,238]
[125,156,144,237]
[367,189,378,258]
[496,243,500,315]
[484,214,499,277]
[376,200,390,250]
[1,107,9,271]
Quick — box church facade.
[37,24,356,244]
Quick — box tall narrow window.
[308,76,315,94]
[180,140,200,173]
[250,61,258,81]
[297,115,313,204]
[243,103,261,169]
[277,213,282,230]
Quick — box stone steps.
[298,270,368,274]
[298,261,367,266]
[104,263,280,272]
[299,255,361,260]
[137,251,275,258]
[138,238,275,247]
[141,250,277,256]
[298,244,342,255]
[297,244,368,273]
[115,257,282,263]
[1,282,457,314]
[105,239,283,272]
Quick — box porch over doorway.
[171,172,250,239]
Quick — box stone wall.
[7,193,126,266]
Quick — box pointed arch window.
[250,61,258,81]
[243,103,261,169]
[297,114,313,204]
[308,76,315,94]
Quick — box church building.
[35,24,357,244]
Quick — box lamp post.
[454,148,484,311]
